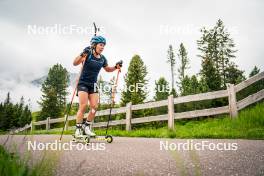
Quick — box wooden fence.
[12,71,264,133]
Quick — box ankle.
[76,123,82,128]
[84,120,92,126]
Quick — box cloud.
[0,0,263,111]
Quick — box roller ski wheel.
[105,135,113,143]
[84,137,90,144]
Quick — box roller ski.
[72,121,113,144]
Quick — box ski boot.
[83,121,113,143]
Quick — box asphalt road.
[0,135,263,176]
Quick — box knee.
[89,105,98,114]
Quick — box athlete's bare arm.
[73,54,87,66]
[104,66,117,72]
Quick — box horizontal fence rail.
[174,106,229,119]
[235,72,264,92]
[173,89,228,104]
[9,123,31,134]
[12,71,264,133]
[237,89,264,110]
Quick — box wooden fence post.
[126,102,132,131]
[168,95,175,130]
[46,117,50,131]
[227,83,238,118]
[30,121,34,132]
[64,115,69,131]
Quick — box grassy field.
[0,144,57,176]
[23,102,264,139]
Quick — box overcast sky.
[0,0,263,111]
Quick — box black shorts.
[76,83,98,96]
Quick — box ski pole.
[93,22,99,36]
[106,68,121,135]
[59,60,86,141]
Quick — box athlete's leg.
[82,92,99,136]
[87,93,99,121]
[76,91,88,123]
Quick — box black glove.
[80,46,91,57]
[115,60,123,69]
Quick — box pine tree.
[11,103,19,128]
[121,55,148,106]
[249,66,260,77]
[2,93,13,130]
[180,75,200,96]
[197,19,242,89]
[248,66,263,98]
[39,87,61,120]
[216,20,237,87]
[167,45,176,91]
[54,64,69,110]
[181,76,191,96]
[170,88,178,97]
[12,97,24,128]
[190,75,200,94]
[0,93,32,131]
[177,43,190,93]
[154,77,170,101]
[38,64,69,119]
[15,96,32,127]
[22,105,32,126]
[198,77,209,93]
[200,56,221,91]
[0,103,3,130]
[225,62,246,85]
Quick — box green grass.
[28,102,264,139]
[0,145,29,176]
[0,130,6,135]
[0,144,57,176]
